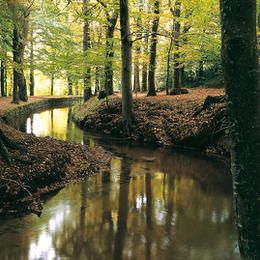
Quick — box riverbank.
[0,96,111,217]
[73,88,230,156]
[0,96,82,122]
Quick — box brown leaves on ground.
[0,122,111,216]
[78,88,229,155]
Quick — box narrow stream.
[0,107,240,259]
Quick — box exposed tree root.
[193,95,226,117]
[0,128,26,164]
[0,136,10,164]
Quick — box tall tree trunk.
[12,26,20,103]
[120,0,133,133]
[197,60,204,85]
[13,20,29,103]
[104,15,118,96]
[166,36,173,95]
[133,14,141,93]
[75,81,79,96]
[29,24,34,96]
[147,0,160,96]
[50,73,54,96]
[141,3,149,93]
[95,66,100,95]
[141,34,148,92]
[83,0,92,102]
[220,0,260,258]
[142,64,148,92]
[67,75,73,95]
[1,60,6,97]
[133,58,140,92]
[171,0,181,89]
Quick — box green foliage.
[1,0,244,94]
[0,0,13,60]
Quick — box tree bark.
[142,64,148,92]
[83,0,92,102]
[67,75,73,95]
[141,34,148,92]
[13,24,28,102]
[134,58,140,92]
[0,60,6,97]
[95,66,100,95]
[147,0,160,96]
[133,14,141,93]
[171,0,181,89]
[166,36,173,95]
[120,0,134,133]
[50,73,54,96]
[12,26,20,103]
[220,0,260,258]
[104,14,118,96]
[197,60,204,85]
[29,24,34,96]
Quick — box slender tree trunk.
[95,66,100,95]
[12,26,20,103]
[4,68,7,96]
[29,68,34,96]
[133,14,141,93]
[141,35,148,92]
[141,3,149,93]
[29,25,34,96]
[133,59,140,92]
[1,60,6,97]
[180,66,185,86]
[172,0,181,89]
[220,0,260,258]
[147,0,160,96]
[104,15,118,96]
[142,64,148,92]
[67,75,73,95]
[83,0,92,102]
[50,73,54,96]
[166,37,173,95]
[197,60,204,85]
[75,81,79,96]
[120,0,134,132]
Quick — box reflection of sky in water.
[0,107,240,260]
[28,205,70,260]
[26,108,83,143]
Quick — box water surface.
[0,107,240,259]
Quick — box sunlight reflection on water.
[0,107,241,260]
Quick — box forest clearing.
[0,0,259,259]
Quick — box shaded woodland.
[0,0,259,259]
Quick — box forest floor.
[73,87,230,156]
[0,96,111,217]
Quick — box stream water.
[0,106,240,260]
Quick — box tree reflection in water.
[113,158,131,260]
[0,107,240,260]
